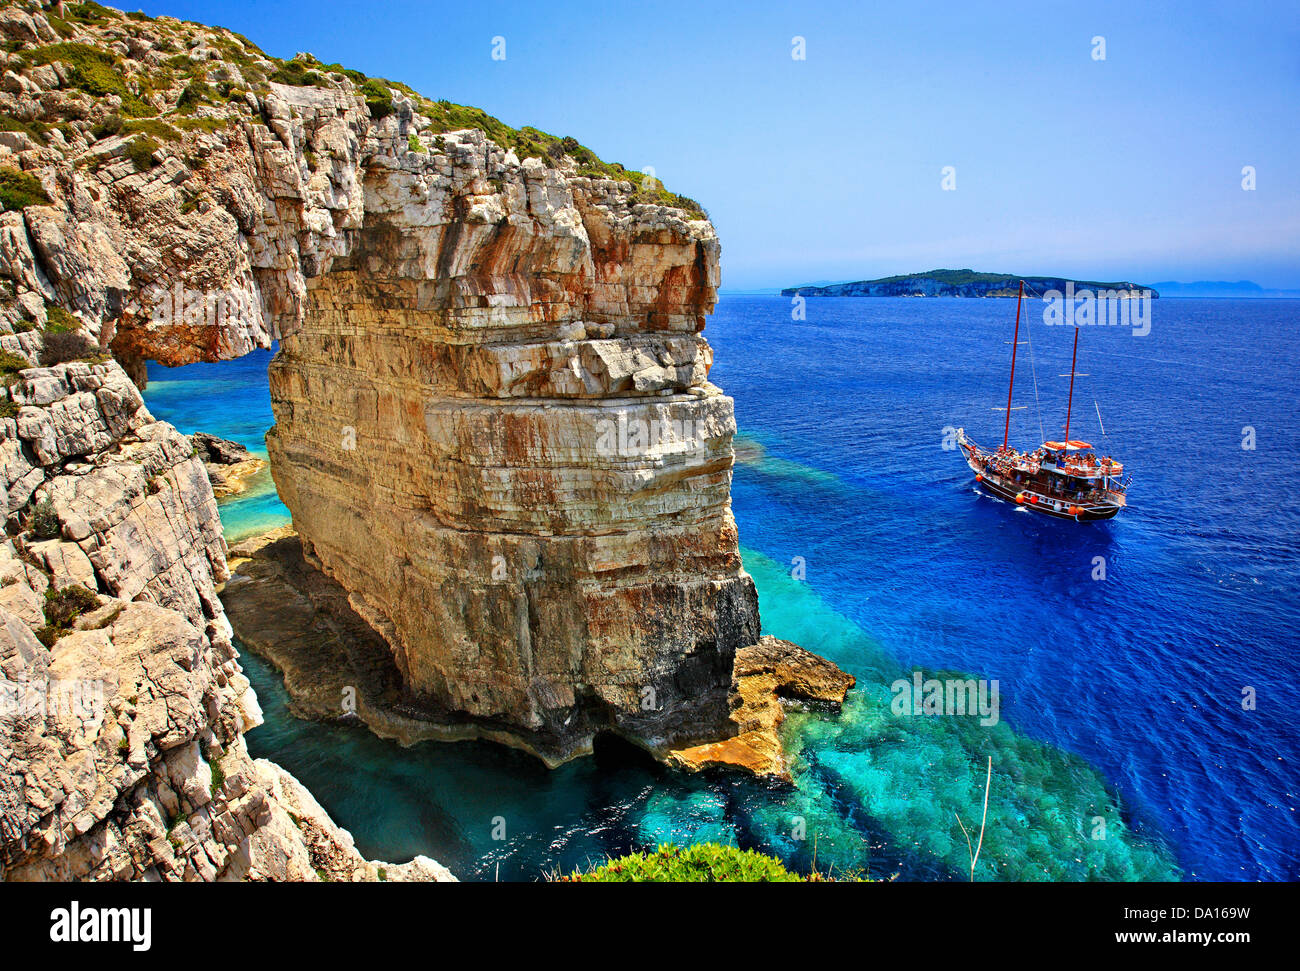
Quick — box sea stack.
[266,118,758,762]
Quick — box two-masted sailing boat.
[956,281,1130,521]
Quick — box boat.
[956,281,1130,521]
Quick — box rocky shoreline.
[668,637,855,782]
[0,363,452,881]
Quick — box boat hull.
[958,438,1122,521]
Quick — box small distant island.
[781,269,1159,298]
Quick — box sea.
[141,295,1300,881]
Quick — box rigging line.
[1021,281,1046,443]
[1019,278,1048,300]
[1018,277,1100,445]
[1095,400,1112,450]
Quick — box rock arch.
[1,76,758,763]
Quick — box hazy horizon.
[137,0,1300,289]
[724,271,1300,293]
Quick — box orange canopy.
[1043,440,1093,451]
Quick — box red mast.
[1064,326,1079,444]
[1002,280,1024,452]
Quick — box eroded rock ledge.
[222,528,854,778]
[669,637,856,782]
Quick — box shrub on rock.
[39,329,101,366]
[561,843,821,882]
[27,498,61,540]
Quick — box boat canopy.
[1042,440,1093,451]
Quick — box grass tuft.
[126,134,160,171]
[0,168,50,211]
[361,78,393,119]
[28,498,61,540]
[0,350,31,376]
[44,301,81,333]
[35,583,100,647]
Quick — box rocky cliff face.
[0,359,450,880]
[0,1,814,789]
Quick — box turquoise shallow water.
[232,556,1176,882]
[144,349,290,543]
[141,296,1299,881]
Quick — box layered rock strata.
[223,527,608,759]
[266,133,757,762]
[222,529,853,782]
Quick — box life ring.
[1029,495,1039,504]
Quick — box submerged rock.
[191,433,267,498]
[191,432,251,466]
[668,637,856,782]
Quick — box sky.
[134,0,1300,290]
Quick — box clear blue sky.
[136,0,1299,289]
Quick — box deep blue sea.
[143,296,1300,881]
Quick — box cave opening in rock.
[591,730,662,772]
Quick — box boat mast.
[1001,280,1024,452]
[1063,326,1079,444]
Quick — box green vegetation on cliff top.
[12,4,704,216]
[867,268,1146,289]
[19,41,153,116]
[284,55,706,215]
[785,268,1156,294]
